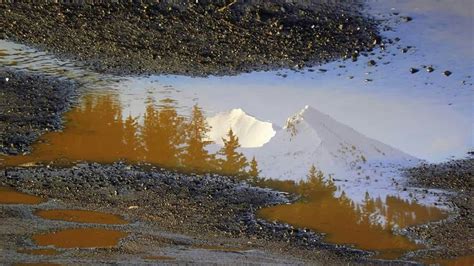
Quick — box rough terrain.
[0,162,416,265]
[405,158,474,261]
[1,0,380,76]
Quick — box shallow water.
[257,179,447,259]
[0,187,44,205]
[32,228,127,249]
[35,209,128,225]
[0,0,472,262]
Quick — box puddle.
[17,249,62,256]
[0,187,44,205]
[0,0,471,262]
[257,173,448,259]
[144,256,176,261]
[33,228,127,249]
[1,93,252,176]
[35,209,127,225]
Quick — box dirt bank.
[0,68,77,155]
[1,1,380,76]
[404,158,473,261]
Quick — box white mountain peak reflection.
[206,108,276,148]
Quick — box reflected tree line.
[256,164,445,234]
[62,94,259,177]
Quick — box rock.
[410,68,419,74]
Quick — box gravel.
[0,68,77,155]
[1,0,381,76]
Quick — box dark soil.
[404,158,474,261]
[0,0,380,76]
[0,68,77,155]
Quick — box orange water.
[33,228,127,249]
[0,187,44,205]
[258,178,448,259]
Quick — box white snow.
[242,105,439,204]
[206,108,276,148]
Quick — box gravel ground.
[0,68,77,155]
[1,0,381,76]
[404,158,474,261]
[0,162,419,265]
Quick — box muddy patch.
[0,186,44,205]
[35,209,128,225]
[32,228,127,249]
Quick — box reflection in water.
[33,228,127,248]
[1,94,252,177]
[257,166,448,259]
[0,92,451,259]
[0,187,44,205]
[35,209,128,225]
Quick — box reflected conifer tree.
[182,104,214,172]
[218,128,248,176]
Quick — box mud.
[0,1,381,76]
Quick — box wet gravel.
[1,1,381,76]
[0,162,418,264]
[0,68,77,155]
[404,158,473,261]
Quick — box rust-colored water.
[35,209,127,225]
[33,228,127,248]
[0,93,451,259]
[17,248,62,256]
[257,176,448,259]
[0,94,245,176]
[0,187,44,205]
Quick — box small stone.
[426,66,434,73]
[443,70,452,76]
[410,68,419,74]
[401,16,413,22]
[367,60,376,66]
